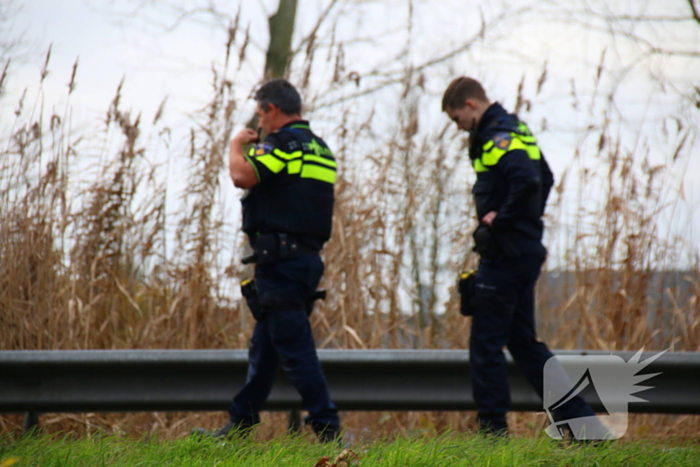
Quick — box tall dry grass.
[1,37,698,441]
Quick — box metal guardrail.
[1,350,699,423]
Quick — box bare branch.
[689,0,700,25]
[291,0,342,56]
[309,7,526,111]
[164,6,228,33]
[539,2,700,63]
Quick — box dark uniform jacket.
[469,103,554,255]
[242,120,337,251]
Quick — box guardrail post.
[287,409,302,433]
[23,412,39,435]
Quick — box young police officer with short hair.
[196,79,340,442]
[443,77,603,437]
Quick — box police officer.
[443,77,603,437]
[197,79,340,442]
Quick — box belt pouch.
[254,234,278,265]
[458,271,476,316]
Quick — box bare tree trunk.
[265,0,298,78]
[246,0,298,131]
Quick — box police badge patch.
[493,133,512,150]
[254,142,274,156]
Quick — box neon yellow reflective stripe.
[476,128,542,171]
[301,164,336,184]
[473,158,488,172]
[481,146,507,166]
[243,153,261,182]
[526,144,541,160]
[507,137,529,152]
[513,133,541,160]
[303,154,337,168]
[518,122,533,136]
[272,148,303,160]
[481,134,538,166]
[256,154,285,173]
[288,160,302,174]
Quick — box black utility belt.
[243,233,319,265]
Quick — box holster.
[458,271,476,317]
[305,289,326,317]
[240,279,327,321]
[473,225,497,257]
[241,279,264,321]
[473,225,521,258]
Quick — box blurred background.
[1,0,699,441]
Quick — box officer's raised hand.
[232,128,260,146]
[228,128,260,189]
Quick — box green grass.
[1,433,698,467]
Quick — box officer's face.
[256,103,277,135]
[447,101,479,132]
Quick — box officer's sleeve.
[244,134,298,183]
[539,151,554,215]
[491,148,541,230]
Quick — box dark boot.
[476,414,509,438]
[313,423,342,443]
[191,420,252,440]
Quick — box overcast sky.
[4,0,700,267]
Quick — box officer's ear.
[266,103,281,116]
[463,98,478,110]
[256,102,272,116]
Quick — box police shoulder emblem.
[254,142,273,156]
[493,133,512,150]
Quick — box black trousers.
[469,252,595,432]
[228,254,339,432]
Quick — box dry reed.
[1,33,698,442]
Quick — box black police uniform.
[227,120,340,439]
[468,103,596,434]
